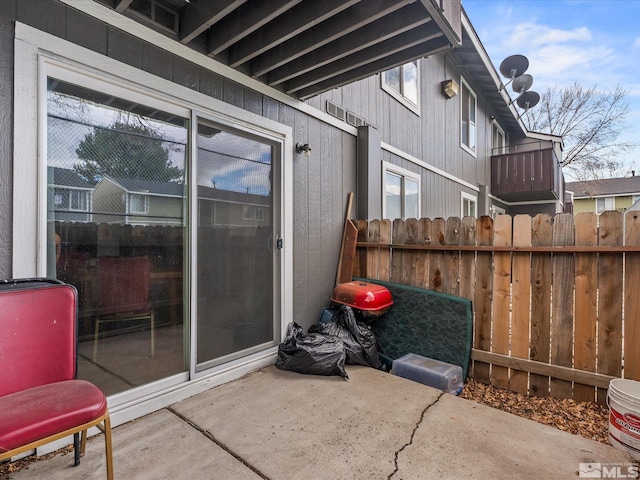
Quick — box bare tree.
[522,82,637,180]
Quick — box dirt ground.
[460,379,610,444]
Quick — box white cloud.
[509,23,592,48]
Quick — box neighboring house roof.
[48,167,95,189]
[198,185,270,207]
[566,177,640,198]
[100,176,185,197]
[97,176,269,206]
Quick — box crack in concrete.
[388,391,445,480]
[167,407,270,480]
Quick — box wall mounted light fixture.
[441,79,459,99]
[295,142,312,157]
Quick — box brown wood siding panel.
[0,1,16,275]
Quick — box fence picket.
[430,218,446,292]
[391,219,406,283]
[530,214,553,397]
[491,214,512,389]
[404,218,419,286]
[366,220,380,280]
[473,216,493,384]
[597,212,623,403]
[416,218,432,290]
[444,217,461,296]
[624,211,640,380]
[574,213,598,402]
[551,214,575,399]
[379,220,392,282]
[458,216,477,301]
[510,215,532,394]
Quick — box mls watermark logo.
[579,463,639,478]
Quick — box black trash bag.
[276,322,348,379]
[309,305,382,369]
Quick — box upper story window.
[54,188,90,212]
[382,61,420,114]
[129,194,149,214]
[596,196,615,214]
[460,77,477,155]
[492,121,506,155]
[383,162,420,220]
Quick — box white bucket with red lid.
[608,378,640,460]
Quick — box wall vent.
[129,0,178,34]
[326,101,346,121]
[346,111,365,127]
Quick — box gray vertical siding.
[0,2,16,276]
[2,0,358,327]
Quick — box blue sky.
[463,0,640,177]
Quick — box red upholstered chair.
[0,278,113,479]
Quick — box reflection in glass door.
[195,118,279,371]
[46,78,188,397]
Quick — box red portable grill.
[330,281,393,318]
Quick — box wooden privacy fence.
[354,212,640,404]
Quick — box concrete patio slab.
[6,365,636,480]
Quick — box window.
[492,121,506,155]
[460,78,477,154]
[129,194,149,214]
[383,162,421,220]
[596,197,615,214]
[461,192,477,217]
[53,188,90,211]
[382,61,419,113]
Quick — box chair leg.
[73,432,80,466]
[80,428,87,455]
[103,415,114,480]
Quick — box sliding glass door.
[194,116,281,372]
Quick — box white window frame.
[381,61,420,115]
[461,192,477,218]
[460,76,477,156]
[491,120,506,156]
[382,161,421,220]
[129,193,149,214]
[596,196,615,214]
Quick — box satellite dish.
[516,90,540,110]
[512,74,533,94]
[500,54,529,79]
[498,54,529,92]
